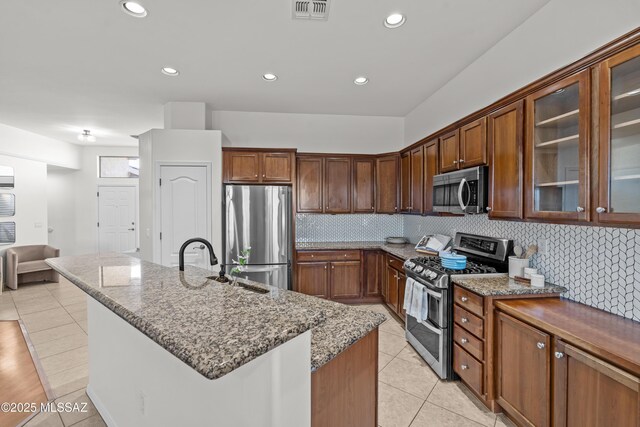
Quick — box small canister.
[508,256,530,279]
[530,273,545,288]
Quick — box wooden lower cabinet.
[383,254,406,322]
[296,250,384,303]
[311,329,378,427]
[329,261,361,299]
[495,312,551,427]
[495,299,640,427]
[554,340,640,427]
[296,262,329,298]
[363,250,384,297]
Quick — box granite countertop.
[452,273,568,297]
[46,254,385,380]
[296,241,421,260]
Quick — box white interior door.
[98,186,137,253]
[159,165,210,268]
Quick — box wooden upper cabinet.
[460,117,487,168]
[439,130,460,173]
[553,340,640,427]
[324,157,352,213]
[597,43,640,225]
[496,312,551,427]
[262,152,294,183]
[525,70,590,222]
[423,139,439,214]
[353,158,376,213]
[223,150,294,183]
[224,151,260,182]
[488,100,524,219]
[376,155,399,213]
[400,152,411,212]
[410,147,424,214]
[297,156,324,213]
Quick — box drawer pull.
[461,364,469,370]
[324,265,327,270]
[555,352,565,359]
[537,342,545,349]
[461,318,469,323]
[460,296,468,302]
[461,338,468,344]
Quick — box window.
[99,157,140,178]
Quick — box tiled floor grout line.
[424,397,496,427]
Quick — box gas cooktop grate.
[409,256,497,275]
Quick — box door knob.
[486,207,492,212]
[193,244,205,250]
[555,352,565,359]
[128,228,135,231]
[461,338,468,344]
[459,159,465,163]
[537,342,545,349]
[461,317,469,323]
[596,207,606,213]
[460,296,468,302]
[576,206,585,212]
[461,364,469,370]
[453,160,458,164]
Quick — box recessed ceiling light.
[161,67,179,76]
[384,13,406,28]
[354,76,369,85]
[262,73,278,82]
[78,130,96,143]
[120,1,147,18]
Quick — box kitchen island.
[46,254,385,427]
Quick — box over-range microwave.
[433,166,488,214]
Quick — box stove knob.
[429,272,438,279]
[415,266,424,273]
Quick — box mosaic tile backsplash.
[296,213,640,322]
[296,214,403,242]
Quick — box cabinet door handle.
[461,317,469,323]
[596,207,606,213]
[394,206,398,211]
[537,342,545,349]
[262,174,266,178]
[461,338,468,344]
[324,265,327,270]
[486,207,492,212]
[332,265,334,269]
[453,160,458,164]
[254,174,258,178]
[576,206,585,212]
[555,352,565,359]
[460,296,468,302]
[459,159,465,163]
[371,206,375,210]
[461,364,469,370]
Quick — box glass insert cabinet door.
[598,44,640,223]
[525,69,590,220]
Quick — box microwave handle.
[457,178,471,212]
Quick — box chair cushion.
[17,260,51,274]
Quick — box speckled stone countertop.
[296,241,421,260]
[452,273,568,297]
[46,254,385,380]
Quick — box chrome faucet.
[179,238,218,271]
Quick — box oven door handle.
[457,178,471,212]
[418,319,443,335]
[413,279,443,298]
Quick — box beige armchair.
[6,245,60,290]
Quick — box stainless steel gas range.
[403,232,513,379]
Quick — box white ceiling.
[0,0,550,146]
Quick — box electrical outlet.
[537,239,549,255]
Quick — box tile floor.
[0,279,515,427]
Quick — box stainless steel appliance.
[433,166,488,214]
[224,185,292,290]
[403,232,513,379]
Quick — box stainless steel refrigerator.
[223,185,292,289]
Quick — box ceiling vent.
[293,0,330,20]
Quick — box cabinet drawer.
[454,305,484,339]
[454,324,484,361]
[454,343,484,396]
[454,286,484,317]
[297,250,360,262]
[387,255,405,271]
